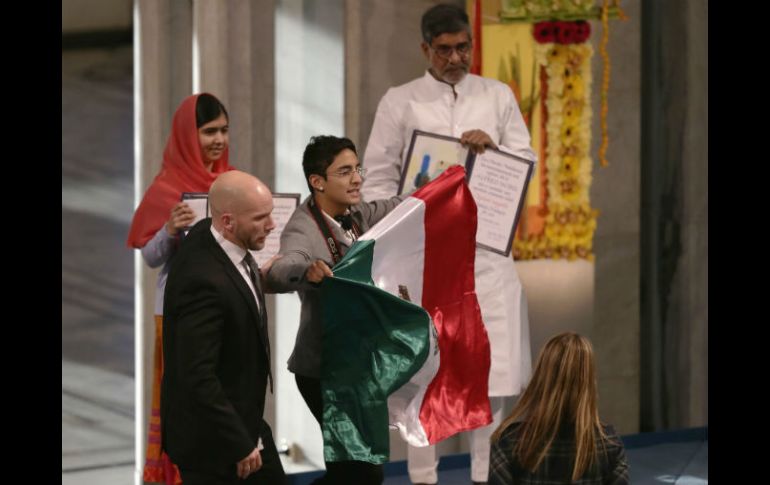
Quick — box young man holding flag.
[266,135,404,485]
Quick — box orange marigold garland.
[597,0,628,167]
[598,0,611,167]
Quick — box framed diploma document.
[250,193,301,267]
[181,192,210,230]
[466,148,534,256]
[398,130,472,195]
[398,130,534,257]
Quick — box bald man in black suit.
[161,170,286,485]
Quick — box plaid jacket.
[488,422,629,485]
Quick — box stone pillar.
[134,1,192,483]
[191,0,275,181]
[192,0,228,98]
[228,0,276,184]
[590,1,642,434]
[681,0,707,429]
[640,0,707,431]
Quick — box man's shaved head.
[210,171,269,216]
[209,171,275,250]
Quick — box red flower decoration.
[533,21,556,43]
[556,21,576,44]
[574,21,591,43]
[534,20,590,44]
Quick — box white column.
[134,2,169,483]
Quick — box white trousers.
[407,396,505,484]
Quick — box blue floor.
[288,428,708,485]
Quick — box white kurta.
[362,71,535,396]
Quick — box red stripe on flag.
[411,166,492,443]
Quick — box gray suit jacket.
[266,195,404,378]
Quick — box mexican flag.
[320,166,492,464]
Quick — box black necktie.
[334,213,354,231]
[244,251,273,393]
[244,252,263,311]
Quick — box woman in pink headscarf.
[127,93,234,484]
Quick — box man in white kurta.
[361,4,536,484]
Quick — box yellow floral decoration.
[513,41,598,261]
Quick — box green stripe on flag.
[320,239,432,464]
[330,238,377,284]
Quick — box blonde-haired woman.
[488,332,629,484]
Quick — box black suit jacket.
[161,218,271,471]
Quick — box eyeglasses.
[327,166,367,178]
[430,42,472,61]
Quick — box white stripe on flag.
[361,196,439,447]
[362,197,425,305]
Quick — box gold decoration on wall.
[476,0,627,261]
[513,41,598,261]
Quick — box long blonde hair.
[491,332,607,481]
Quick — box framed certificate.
[466,148,534,256]
[398,130,534,257]
[398,130,472,195]
[181,192,210,230]
[251,193,301,267]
